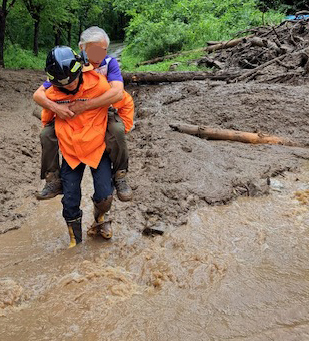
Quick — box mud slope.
[122,80,309,233]
[1,69,309,235]
[0,70,44,234]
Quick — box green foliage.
[3,0,287,69]
[117,0,285,62]
[121,50,206,72]
[5,0,126,56]
[124,19,191,60]
[257,0,308,13]
[4,44,46,69]
[257,0,284,12]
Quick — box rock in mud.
[0,279,23,309]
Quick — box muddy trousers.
[60,152,114,222]
[105,110,129,173]
[39,112,129,180]
[40,120,59,179]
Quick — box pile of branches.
[126,14,309,85]
[205,17,309,84]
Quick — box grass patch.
[4,44,46,70]
[121,50,210,72]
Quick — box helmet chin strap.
[58,73,83,95]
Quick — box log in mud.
[122,71,235,84]
[170,122,299,146]
[1,68,309,340]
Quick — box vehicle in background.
[286,11,309,20]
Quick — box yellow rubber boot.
[66,217,82,248]
[97,212,112,239]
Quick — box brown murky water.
[1,164,309,341]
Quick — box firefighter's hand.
[51,103,75,119]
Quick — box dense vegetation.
[0,0,307,70]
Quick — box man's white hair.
[79,26,110,49]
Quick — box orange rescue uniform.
[41,70,134,170]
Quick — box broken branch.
[231,54,286,83]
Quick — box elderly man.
[33,26,133,202]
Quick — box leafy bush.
[121,50,205,72]
[4,44,46,69]
[124,19,191,60]
[257,0,308,13]
[118,0,285,64]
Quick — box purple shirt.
[43,55,123,89]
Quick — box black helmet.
[45,46,83,87]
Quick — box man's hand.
[51,102,75,119]
[68,100,89,116]
[68,81,123,114]
[33,85,75,119]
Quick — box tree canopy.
[1,0,307,68]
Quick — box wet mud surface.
[2,70,309,234]
[0,68,309,339]
[0,70,43,234]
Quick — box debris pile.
[209,18,309,84]
[128,17,309,85]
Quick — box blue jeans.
[60,152,113,221]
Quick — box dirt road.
[0,69,309,340]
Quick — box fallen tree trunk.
[122,71,236,84]
[170,123,298,146]
[137,36,253,66]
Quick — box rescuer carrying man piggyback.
[40,46,134,247]
[34,26,134,203]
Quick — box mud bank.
[1,69,309,235]
[0,70,44,234]
[126,80,309,231]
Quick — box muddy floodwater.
[0,69,309,340]
[1,167,309,340]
